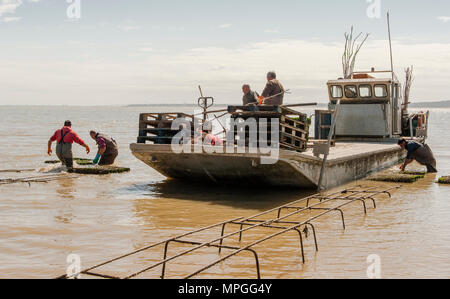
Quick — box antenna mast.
[387,12,394,82]
[387,12,396,138]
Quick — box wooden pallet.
[137,106,310,152]
[138,113,196,144]
[228,105,309,152]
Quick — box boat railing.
[136,105,312,153]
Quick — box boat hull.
[130,142,405,189]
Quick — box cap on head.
[267,71,277,79]
[397,138,407,145]
[64,120,72,127]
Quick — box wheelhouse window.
[374,84,388,98]
[344,85,357,98]
[359,85,372,98]
[330,85,343,98]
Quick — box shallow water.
[0,105,449,278]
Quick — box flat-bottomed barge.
[131,69,428,189]
[131,142,403,189]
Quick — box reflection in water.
[145,179,315,210]
[56,178,76,200]
[54,179,76,224]
[54,212,74,224]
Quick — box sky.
[0,0,449,105]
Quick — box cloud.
[118,24,141,31]
[1,15,20,22]
[264,29,279,34]
[0,0,40,20]
[0,0,23,17]
[437,16,450,23]
[138,47,153,52]
[219,24,232,29]
[1,39,450,105]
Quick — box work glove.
[93,153,101,165]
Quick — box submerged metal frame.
[58,185,400,279]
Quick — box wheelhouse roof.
[327,78,395,84]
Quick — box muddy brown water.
[0,106,449,278]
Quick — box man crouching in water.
[48,120,90,169]
[90,131,119,165]
[398,138,437,173]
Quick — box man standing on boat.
[398,139,437,173]
[260,71,285,105]
[47,120,90,169]
[242,84,259,105]
[89,130,119,165]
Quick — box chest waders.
[55,129,73,168]
[96,133,119,166]
[409,144,437,173]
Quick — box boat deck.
[289,142,400,163]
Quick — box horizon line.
[0,100,449,107]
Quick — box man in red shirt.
[47,120,90,169]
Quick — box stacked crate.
[137,113,195,144]
[228,105,309,152]
[279,109,309,151]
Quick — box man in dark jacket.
[242,84,259,105]
[398,139,437,173]
[260,71,285,105]
[90,131,119,165]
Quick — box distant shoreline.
[1,100,449,108]
[126,103,227,107]
[408,100,450,108]
[125,100,450,108]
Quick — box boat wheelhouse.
[327,70,403,138]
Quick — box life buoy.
[417,113,426,129]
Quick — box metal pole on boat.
[387,12,394,83]
[193,102,317,117]
[317,100,341,191]
[387,12,395,137]
[409,116,414,139]
[213,114,227,135]
[425,111,430,143]
[198,85,207,124]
